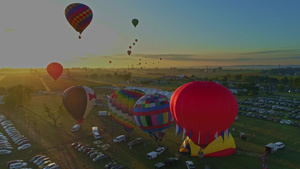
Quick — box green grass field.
[0,69,299,169]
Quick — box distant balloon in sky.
[62,86,96,124]
[160,58,162,60]
[133,43,135,45]
[129,46,132,49]
[109,61,112,64]
[47,62,63,81]
[127,50,132,56]
[65,3,93,39]
[135,39,138,42]
[132,19,139,27]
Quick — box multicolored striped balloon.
[65,3,93,39]
[108,89,145,131]
[133,94,174,142]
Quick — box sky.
[0,0,300,68]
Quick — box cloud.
[241,49,300,56]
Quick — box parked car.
[0,149,12,155]
[92,153,109,162]
[89,152,102,159]
[128,138,143,146]
[186,161,196,169]
[43,162,58,169]
[164,157,179,167]
[71,124,80,132]
[156,147,165,155]
[39,161,52,169]
[6,160,24,168]
[18,143,31,150]
[274,142,285,149]
[104,162,118,169]
[71,142,81,148]
[33,156,47,165]
[36,158,50,167]
[113,135,125,143]
[9,162,27,169]
[30,155,43,163]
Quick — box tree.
[234,74,242,81]
[3,85,34,107]
[44,104,66,126]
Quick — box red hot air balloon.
[65,3,93,39]
[170,81,238,149]
[129,46,132,49]
[47,62,63,81]
[127,50,132,56]
[109,61,112,64]
[135,39,138,42]
[62,86,96,124]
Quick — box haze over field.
[0,0,300,68]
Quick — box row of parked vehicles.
[0,114,31,153]
[71,142,125,168]
[30,154,60,169]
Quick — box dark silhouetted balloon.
[132,19,139,27]
[127,50,132,56]
[63,86,96,124]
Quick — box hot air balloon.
[133,94,174,142]
[133,43,135,46]
[135,39,138,42]
[65,3,93,39]
[160,58,162,60]
[62,86,96,124]
[170,81,237,149]
[129,46,132,49]
[132,19,139,27]
[109,61,112,64]
[127,50,132,56]
[109,89,145,131]
[47,62,63,81]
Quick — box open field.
[0,69,299,169]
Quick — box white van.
[113,135,125,143]
[146,151,158,159]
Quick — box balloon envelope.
[133,94,174,142]
[109,89,145,131]
[127,50,132,56]
[170,81,238,148]
[47,62,63,81]
[132,19,139,27]
[65,3,93,38]
[62,86,96,124]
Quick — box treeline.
[87,72,132,81]
[0,85,34,107]
[262,67,300,75]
